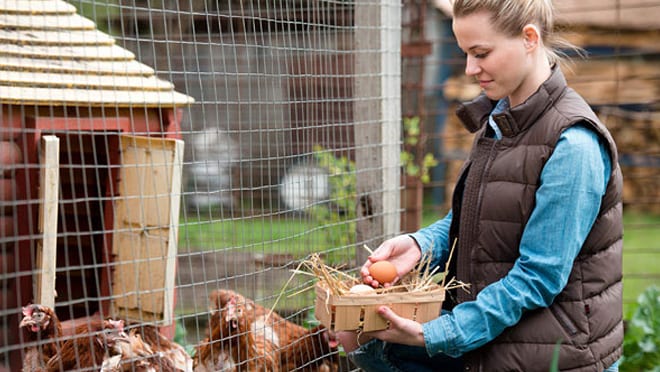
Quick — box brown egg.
[368,261,398,284]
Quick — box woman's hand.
[365,306,426,347]
[362,235,422,287]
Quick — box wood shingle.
[0,0,193,107]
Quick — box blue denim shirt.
[411,101,612,358]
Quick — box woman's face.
[453,11,536,106]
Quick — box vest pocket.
[550,305,579,337]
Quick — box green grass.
[179,214,356,263]
[621,211,660,316]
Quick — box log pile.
[441,55,659,213]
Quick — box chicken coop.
[0,0,658,371]
[0,0,194,370]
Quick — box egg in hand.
[368,261,398,284]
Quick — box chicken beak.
[19,316,33,329]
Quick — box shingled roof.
[0,0,193,107]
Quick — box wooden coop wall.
[0,105,184,370]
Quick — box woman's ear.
[522,24,541,50]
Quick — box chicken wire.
[1,0,400,370]
[0,0,658,371]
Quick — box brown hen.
[45,317,126,371]
[125,323,193,371]
[202,289,338,371]
[194,291,280,372]
[102,327,177,372]
[19,304,63,372]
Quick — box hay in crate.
[293,246,465,332]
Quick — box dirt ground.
[175,250,310,314]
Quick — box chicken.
[125,323,193,372]
[193,296,236,371]
[102,328,177,372]
[193,291,280,371]
[20,304,192,372]
[20,304,63,372]
[280,325,337,372]
[202,289,338,371]
[45,317,127,371]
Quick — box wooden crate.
[315,282,444,332]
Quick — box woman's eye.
[475,52,489,59]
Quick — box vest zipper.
[456,137,497,302]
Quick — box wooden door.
[110,134,183,325]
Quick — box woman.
[337,0,623,371]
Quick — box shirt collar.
[487,99,509,140]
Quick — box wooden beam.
[36,135,59,308]
[164,138,184,326]
[354,1,401,265]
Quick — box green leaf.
[621,285,660,371]
[549,340,561,372]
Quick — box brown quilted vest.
[449,67,623,372]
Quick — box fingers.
[360,243,392,286]
[368,244,393,261]
[377,305,396,321]
[367,306,426,347]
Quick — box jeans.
[348,339,463,372]
[348,339,620,372]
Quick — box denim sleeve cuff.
[410,232,432,255]
[422,315,461,358]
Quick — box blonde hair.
[452,0,581,65]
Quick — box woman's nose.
[465,55,481,76]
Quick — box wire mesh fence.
[0,0,657,371]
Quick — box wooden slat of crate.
[0,13,95,31]
[0,43,134,61]
[0,56,154,77]
[0,0,76,15]
[0,28,115,47]
[0,86,194,107]
[315,283,444,332]
[0,71,174,91]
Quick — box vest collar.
[456,65,568,137]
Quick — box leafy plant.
[402,116,438,184]
[621,285,660,372]
[309,145,357,248]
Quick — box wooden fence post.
[354,1,402,265]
